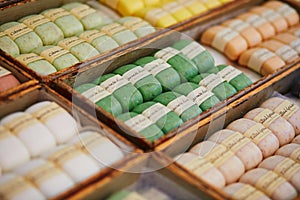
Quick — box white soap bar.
[224,183,271,200]
[0,112,56,157]
[276,143,300,163]
[25,101,78,144]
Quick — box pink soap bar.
[0,67,20,93]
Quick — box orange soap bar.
[0,67,20,93]
[288,25,300,37]
[272,33,300,53]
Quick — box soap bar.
[114,64,162,101]
[143,0,160,7]
[272,33,300,53]
[100,23,138,45]
[16,53,57,76]
[133,102,183,133]
[293,135,300,145]
[172,40,215,73]
[239,168,297,200]
[42,8,84,37]
[118,17,155,37]
[173,82,220,111]
[1,112,56,157]
[0,126,30,171]
[34,45,79,71]
[135,56,181,91]
[161,1,193,22]
[117,112,164,142]
[0,32,20,57]
[227,118,279,158]
[288,25,300,37]
[201,25,248,61]
[222,19,262,47]
[259,40,298,64]
[58,36,99,61]
[0,66,20,92]
[189,141,245,184]
[263,1,299,27]
[101,0,144,16]
[62,2,106,30]
[198,0,221,9]
[208,65,252,91]
[190,73,237,101]
[14,159,75,198]
[276,143,300,163]
[244,108,295,146]
[154,47,198,82]
[25,101,78,144]
[238,47,285,76]
[79,30,119,53]
[0,22,43,54]
[19,14,64,45]
[236,13,275,40]
[258,155,300,191]
[177,0,208,15]
[154,92,202,122]
[95,74,143,111]
[107,190,145,200]
[75,83,122,116]
[224,183,270,200]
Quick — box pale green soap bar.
[42,8,84,37]
[0,33,20,57]
[19,14,64,45]
[118,17,155,38]
[33,45,79,71]
[57,36,99,61]
[0,22,43,54]
[107,190,138,200]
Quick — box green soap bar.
[94,74,143,112]
[114,64,162,101]
[0,22,43,54]
[118,17,156,38]
[117,112,164,142]
[19,14,64,45]
[16,53,57,76]
[57,36,99,61]
[133,101,183,133]
[62,2,107,30]
[135,56,181,91]
[75,83,122,116]
[173,82,220,111]
[154,47,198,82]
[79,30,119,53]
[154,92,202,122]
[190,73,237,101]
[107,190,146,200]
[42,8,84,37]
[172,40,214,73]
[33,45,79,71]
[208,65,252,92]
[0,33,20,57]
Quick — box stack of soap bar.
[0,22,43,54]
[0,32,20,57]
[118,17,155,37]
[117,112,164,142]
[19,14,64,45]
[0,66,20,92]
[272,33,300,53]
[160,0,193,22]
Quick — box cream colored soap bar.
[272,33,300,53]
[238,47,285,76]
[224,183,271,200]
[201,25,248,61]
[276,143,300,163]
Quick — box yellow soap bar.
[143,0,160,7]
[178,0,208,15]
[198,0,221,9]
[100,0,144,16]
[218,0,233,3]
[161,1,193,22]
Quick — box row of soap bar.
[100,0,233,28]
[0,66,20,93]
[107,188,171,200]
[174,96,300,200]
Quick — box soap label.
[255,171,286,196]
[275,45,298,62]
[163,2,183,13]
[185,157,214,176]
[144,59,171,76]
[82,86,110,103]
[100,75,130,93]
[167,95,195,116]
[290,147,300,163]
[40,46,69,63]
[244,124,271,144]
[123,66,151,85]
[200,74,224,91]
[218,65,242,82]
[232,184,256,200]
[124,18,148,31]
[4,23,32,40]
[0,176,32,200]
[180,41,206,60]
[155,47,181,62]
[80,30,105,44]
[101,23,126,36]
[254,109,279,127]
[17,53,44,65]
[70,5,96,19]
[142,103,171,123]
[246,15,266,27]
[278,5,296,17]
[187,86,214,106]
[274,158,300,180]
[228,20,249,32]
[221,132,249,153]
[274,100,298,119]
[32,102,66,123]
[58,37,85,51]
[289,39,300,53]
[123,192,147,200]
[0,66,11,78]
[48,146,81,165]
[103,0,119,9]
[5,113,37,135]
[22,15,50,30]
[145,8,169,26]
[125,114,153,132]
[205,145,234,167]
[248,48,274,73]
[43,8,70,21]
[211,28,238,52]
[262,10,281,22]
[26,163,60,186]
